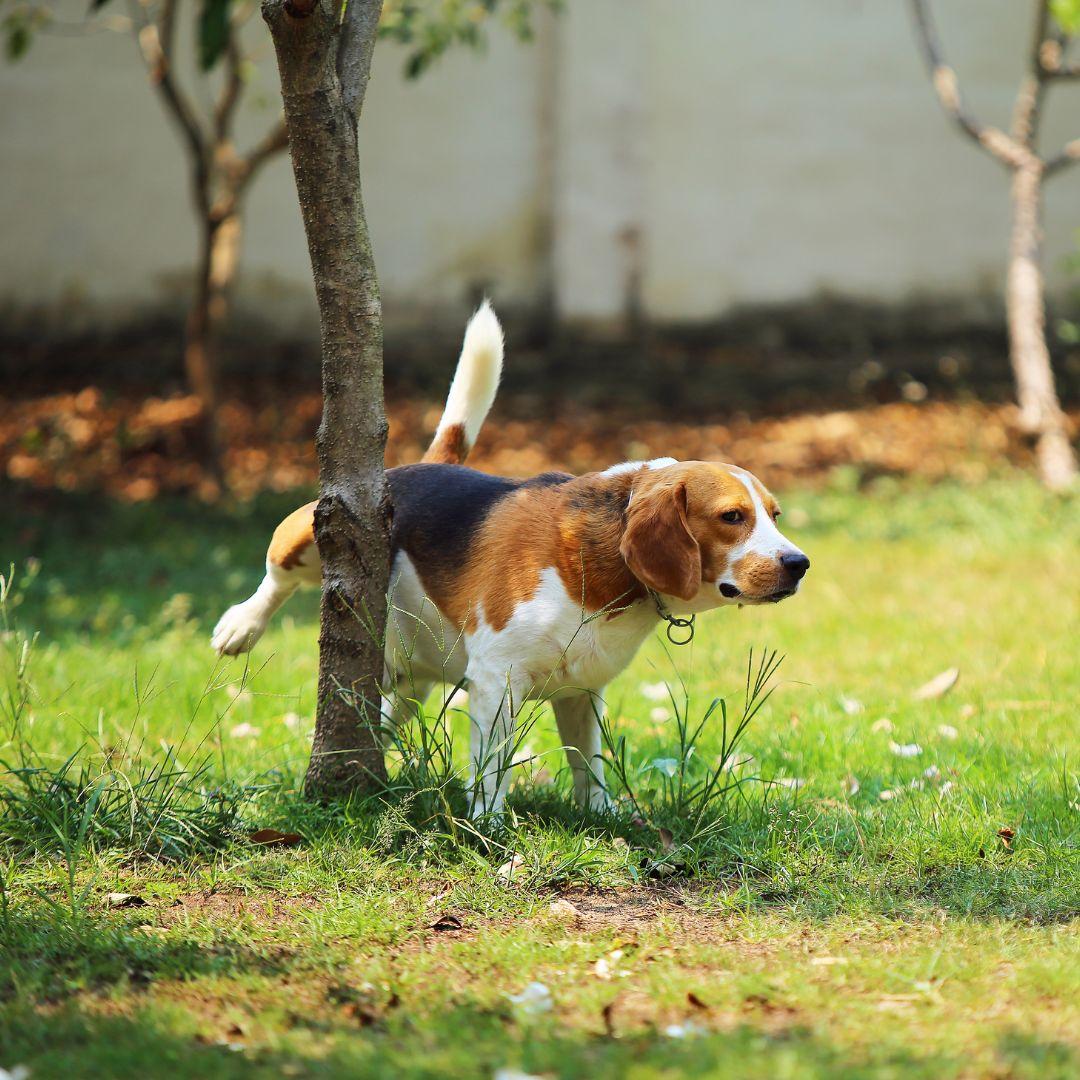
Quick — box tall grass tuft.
[0,568,258,864]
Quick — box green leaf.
[1050,0,1080,35]
[4,20,30,60]
[198,0,231,71]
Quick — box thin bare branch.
[214,32,245,143]
[1045,138,1080,176]
[238,117,288,189]
[130,0,209,205]
[908,0,1030,169]
[1012,1,1051,147]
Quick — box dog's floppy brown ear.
[620,480,701,601]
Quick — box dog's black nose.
[781,552,810,581]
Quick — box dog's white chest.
[469,566,656,696]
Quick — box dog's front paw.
[211,602,267,656]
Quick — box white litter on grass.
[494,1070,544,1080]
[840,696,863,715]
[937,724,959,740]
[512,743,536,766]
[923,765,941,781]
[871,718,894,733]
[649,706,671,723]
[640,681,669,702]
[229,722,260,739]
[889,741,922,758]
[0,1067,31,1080]
[664,1021,704,1039]
[282,712,303,731]
[506,982,553,1016]
[774,776,806,791]
[879,788,901,801]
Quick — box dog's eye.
[720,510,743,524]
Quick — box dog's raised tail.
[422,300,504,465]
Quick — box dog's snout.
[780,552,810,582]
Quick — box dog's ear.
[620,479,701,601]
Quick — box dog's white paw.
[211,602,268,656]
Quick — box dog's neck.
[551,468,653,620]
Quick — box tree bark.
[263,0,390,796]
[1005,162,1078,491]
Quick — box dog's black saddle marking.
[387,463,572,573]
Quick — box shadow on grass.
[5,996,1074,1080]
[2,483,311,636]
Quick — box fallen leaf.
[430,913,463,932]
[497,854,526,882]
[548,897,583,920]
[997,826,1015,849]
[687,991,709,1010]
[105,892,147,909]
[658,827,674,852]
[601,1000,617,1036]
[248,829,304,847]
[914,667,960,700]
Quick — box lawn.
[1,470,1077,1079]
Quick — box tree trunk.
[1005,162,1078,491]
[263,0,390,797]
[184,211,243,491]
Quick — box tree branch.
[238,117,288,190]
[338,0,381,118]
[1045,138,1080,176]
[908,0,1030,169]
[130,0,210,208]
[214,31,244,143]
[1011,1,1051,148]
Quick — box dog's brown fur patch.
[267,501,316,570]
[422,422,469,465]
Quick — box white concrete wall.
[2,0,1080,332]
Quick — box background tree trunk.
[263,0,390,797]
[184,213,241,490]
[1005,163,1078,491]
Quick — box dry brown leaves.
[2,384,1069,501]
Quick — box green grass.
[1,470,1078,1078]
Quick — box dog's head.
[619,461,809,612]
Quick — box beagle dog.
[212,303,809,816]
